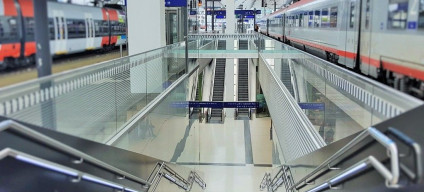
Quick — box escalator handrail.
[289,127,400,190]
[0,148,141,192]
[0,120,151,187]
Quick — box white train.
[0,0,126,70]
[260,0,424,97]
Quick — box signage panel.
[165,0,187,7]
[298,103,325,110]
[171,101,259,109]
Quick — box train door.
[85,13,95,49]
[359,0,373,76]
[52,10,67,54]
[344,0,361,69]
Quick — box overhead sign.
[235,10,261,15]
[171,101,259,109]
[190,11,197,15]
[165,0,187,7]
[206,10,226,15]
[298,103,325,111]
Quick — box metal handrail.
[148,162,206,192]
[0,120,151,187]
[0,148,140,192]
[387,127,422,183]
[306,155,396,192]
[289,127,400,191]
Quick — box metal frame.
[0,148,139,192]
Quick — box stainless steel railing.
[290,127,400,191]
[0,119,207,192]
[0,148,140,192]
[0,120,151,188]
[147,162,206,192]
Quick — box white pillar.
[225,0,235,34]
[127,0,165,55]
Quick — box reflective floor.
[115,112,273,192]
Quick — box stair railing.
[147,162,206,192]
[0,148,141,192]
[0,120,151,188]
[289,127,401,191]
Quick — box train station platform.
[1,34,423,192]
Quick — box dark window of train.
[419,0,424,28]
[330,7,338,28]
[388,0,408,29]
[314,10,321,28]
[365,0,371,29]
[321,8,329,28]
[6,17,19,43]
[25,17,35,42]
[350,2,355,28]
[48,19,54,40]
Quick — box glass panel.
[330,7,338,28]
[419,0,424,28]
[350,2,356,28]
[314,10,321,27]
[0,42,188,143]
[321,8,329,28]
[388,0,409,29]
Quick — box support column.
[127,0,165,55]
[225,0,235,34]
[34,0,56,130]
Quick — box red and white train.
[259,0,424,97]
[0,0,126,70]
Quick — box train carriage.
[264,0,424,97]
[0,0,126,70]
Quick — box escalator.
[237,58,249,116]
[210,59,226,119]
[281,59,295,98]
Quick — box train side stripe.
[285,36,424,81]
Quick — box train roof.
[267,0,316,18]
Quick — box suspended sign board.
[171,101,259,109]
[298,103,325,111]
[165,0,187,7]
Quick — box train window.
[314,10,321,27]
[7,18,18,42]
[304,12,309,27]
[388,0,408,29]
[419,0,424,28]
[295,15,299,27]
[25,18,35,42]
[350,2,355,28]
[299,14,303,27]
[48,19,55,40]
[330,7,337,28]
[309,11,313,27]
[67,19,86,39]
[365,0,371,29]
[321,8,329,28]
